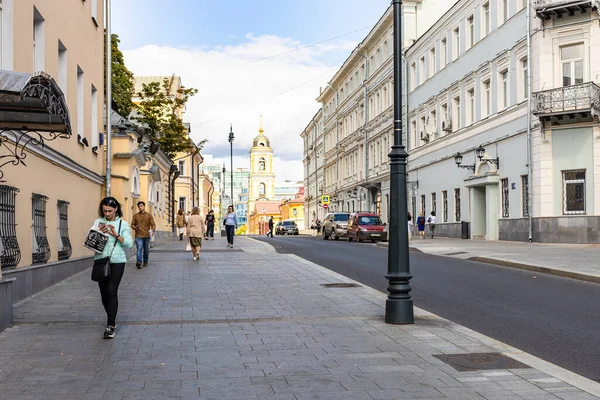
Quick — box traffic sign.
[322,195,330,205]
[323,204,328,209]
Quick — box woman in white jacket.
[428,211,437,239]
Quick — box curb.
[376,242,422,253]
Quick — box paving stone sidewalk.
[0,235,599,399]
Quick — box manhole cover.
[320,283,361,288]
[444,251,468,256]
[433,353,530,371]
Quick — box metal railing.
[533,0,598,8]
[32,193,50,264]
[0,185,20,269]
[532,82,600,115]
[57,200,72,261]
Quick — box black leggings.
[225,225,235,244]
[207,223,214,238]
[98,263,125,326]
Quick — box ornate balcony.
[533,0,599,19]
[532,82,600,116]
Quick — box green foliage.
[133,78,202,158]
[104,33,134,117]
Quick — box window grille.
[420,194,425,216]
[0,185,21,269]
[57,200,71,260]
[521,175,529,217]
[442,191,448,222]
[32,193,50,264]
[501,178,509,218]
[431,193,436,213]
[563,170,585,214]
[454,188,461,221]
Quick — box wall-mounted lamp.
[475,145,500,168]
[454,153,475,171]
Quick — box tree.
[104,33,134,117]
[133,78,204,158]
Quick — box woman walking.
[428,210,437,239]
[186,207,205,261]
[407,212,413,242]
[224,205,238,248]
[205,209,215,240]
[176,209,186,241]
[93,197,133,339]
[416,212,426,239]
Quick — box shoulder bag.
[91,220,122,282]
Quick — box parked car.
[274,221,283,235]
[278,220,299,235]
[322,212,350,240]
[347,212,387,243]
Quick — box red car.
[347,212,388,243]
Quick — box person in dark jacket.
[205,210,215,240]
[267,217,274,237]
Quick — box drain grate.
[444,251,468,256]
[433,353,531,372]
[320,283,361,288]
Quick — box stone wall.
[0,278,15,332]
[499,216,600,244]
[412,222,467,239]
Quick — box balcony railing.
[533,0,599,19]
[532,82,600,116]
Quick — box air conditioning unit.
[442,119,452,132]
[420,131,430,142]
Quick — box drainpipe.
[526,0,533,242]
[105,0,112,197]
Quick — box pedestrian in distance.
[186,207,205,261]
[205,209,215,240]
[224,205,238,248]
[131,201,156,269]
[315,219,322,234]
[428,210,437,239]
[93,197,133,339]
[407,212,413,242]
[176,209,186,241]
[267,216,274,237]
[416,212,426,239]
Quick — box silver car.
[322,212,350,240]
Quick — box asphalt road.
[254,234,600,382]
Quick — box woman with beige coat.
[186,207,205,261]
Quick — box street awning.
[0,71,71,134]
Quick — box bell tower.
[248,116,275,214]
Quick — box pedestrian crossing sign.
[322,195,330,205]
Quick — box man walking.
[267,217,274,237]
[131,201,156,269]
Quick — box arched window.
[148,181,154,204]
[259,183,266,196]
[259,157,266,171]
[132,167,141,196]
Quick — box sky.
[113,0,391,182]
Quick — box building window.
[521,175,529,217]
[452,27,460,60]
[57,200,71,261]
[467,88,475,125]
[502,0,508,23]
[431,193,436,213]
[91,85,98,148]
[33,7,45,72]
[453,96,461,130]
[259,157,266,171]
[561,43,584,87]
[91,0,98,22]
[441,38,447,68]
[178,160,185,176]
[411,120,417,149]
[429,47,436,76]
[483,79,491,117]
[32,193,50,264]
[442,191,448,222]
[500,70,509,109]
[563,170,585,214]
[482,2,490,37]
[467,15,474,49]
[430,110,437,137]
[420,56,426,82]
[179,197,186,212]
[520,58,528,101]
[58,40,67,93]
[454,188,461,221]
[501,178,509,218]
[0,185,21,269]
[77,66,84,140]
[421,194,426,216]
[259,182,266,196]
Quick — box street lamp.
[386,0,414,324]
[476,145,500,168]
[228,124,234,207]
[454,152,475,171]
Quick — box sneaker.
[143,262,148,268]
[136,262,142,269]
[193,256,197,261]
[103,325,116,339]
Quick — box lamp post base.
[385,298,414,324]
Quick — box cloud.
[123,34,348,182]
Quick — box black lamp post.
[386,0,414,324]
[454,152,475,171]
[475,145,500,168]
[228,124,234,207]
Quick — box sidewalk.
[379,237,600,283]
[0,235,598,399]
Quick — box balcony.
[533,0,599,19]
[532,82,600,117]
